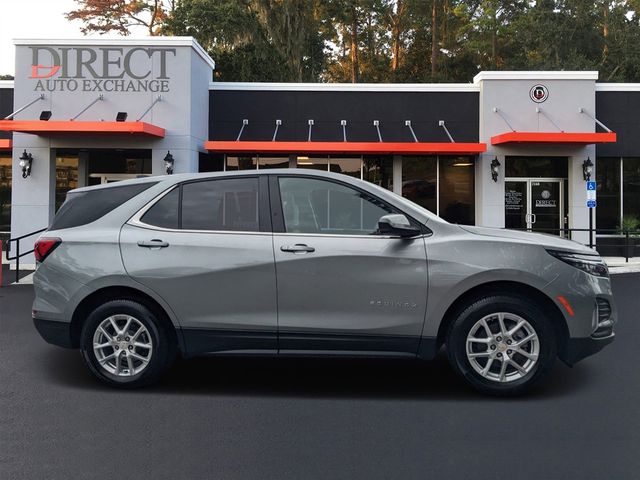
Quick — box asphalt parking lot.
[1,275,639,480]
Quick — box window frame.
[269,174,428,237]
[131,175,271,234]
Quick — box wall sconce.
[164,150,174,175]
[19,149,33,178]
[490,156,501,182]
[582,157,593,181]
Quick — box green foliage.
[619,215,640,234]
[78,0,640,83]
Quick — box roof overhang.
[491,132,616,145]
[0,120,165,138]
[0,139,11,150]
[205,141,486,155]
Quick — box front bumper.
[33,317,74,348]
[562,333,615,366]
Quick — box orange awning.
[205,140,486,155]
[0,120,165,138]
[491,132,616,145]
[0,139,11,150]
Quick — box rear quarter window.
[51,182,157,230]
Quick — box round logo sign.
[541,190,551,200]
[529,84,549,103]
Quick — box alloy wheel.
[92,315,154,377]
[465,312,540,383]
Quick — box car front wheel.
[80,299,175,388]
[446,294,557,396]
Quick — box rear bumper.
[562,333,615,366]
[33,317,74,348]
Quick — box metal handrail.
[505,227,640,263]
[5,227,47,284]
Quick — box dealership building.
[1,37,639,263]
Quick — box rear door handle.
[280,244,315,253]
[137,239,169,248]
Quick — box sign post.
[586,181,597,248]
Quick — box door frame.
[505,177,565,233]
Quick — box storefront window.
[363,156,393,191]
[56,155,79,212]
[296,156,328,171]
[505,157,568,178]
[0,155,11,231]
[623,157,640,223]
[596,157,621,231]
[402,156,437,214]
[258,156,289,169]
[440,156,475,225]
[328,156,361,178]
[225,155,257,170]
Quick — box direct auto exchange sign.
[28,46,176,93]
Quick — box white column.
[567,148,595,246]
[475,153,505,227]
[10,142,55,268]
[392,155,402,195]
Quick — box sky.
[0,0,146,76]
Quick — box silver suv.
[32,170,616,395]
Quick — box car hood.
[458,225,595,254]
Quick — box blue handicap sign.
[587,200,597,208]
[586,181,597,191]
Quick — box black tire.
[446,294,557,396]
[80,299,176,388]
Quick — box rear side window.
[51,183,157,230]
[181,178,259,231]
[140,187,179,229]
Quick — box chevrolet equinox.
[32,170,616,395]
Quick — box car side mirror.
[378,214,421,238]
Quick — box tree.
[251,0,325,81]
[165,0,300,81]
[66,0,174,36]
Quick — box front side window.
[278,177,394,235]
[181,178,259,231]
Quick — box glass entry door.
[505,179,563,234]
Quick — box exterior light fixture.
[116,112,128,122]
[490,156,501,182]
[19,150,33,178]
[39,111,52,121]
[582,157,593,181]
[164,150,174,175]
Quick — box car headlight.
[546,249,609,277]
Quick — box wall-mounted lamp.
[19,150,33,178]
[164,150,174,175]
[582,157,593,181]
[490,156,501,182]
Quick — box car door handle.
[137,239,170,248]
[280,244,315,253]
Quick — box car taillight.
[34,237,61,263]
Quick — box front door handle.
[137,239,170,248]
[280,244,315,254]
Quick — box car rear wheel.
[446,294,557,396]
[80,299,175,388]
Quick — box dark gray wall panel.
[209,90,479,143]
[0,88,13,140]
[596,91,640,157]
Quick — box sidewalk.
[603,257,640,274]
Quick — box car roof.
[69,169,360,194]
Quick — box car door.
[120,175,277,355]
[271,174,429,355]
